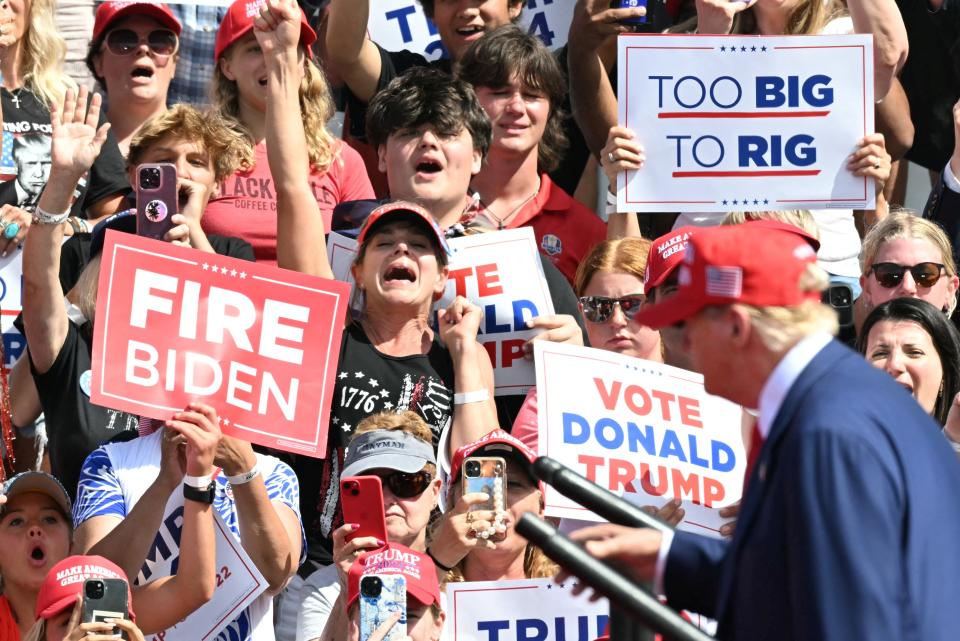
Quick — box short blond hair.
[352,410,434,444]
[722,210,820,241]
[860,211,956,277]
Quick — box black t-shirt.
[344,44,593,196]
[298,323,455,568]
[0,87,130,216]
[30,321,139,499]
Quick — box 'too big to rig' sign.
[616,33,875,212]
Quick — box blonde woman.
[202,0,373,265]
[0,0,129,248]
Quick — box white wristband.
[606,190,617,205]
[226,464,261,486]
[34,205,71,225]
[454,389,489,405]
[183,474,213,489]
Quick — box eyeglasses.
[104,28,179,57]
[578,295,645,323]
[869,262,946,289]
[378,470,433,499]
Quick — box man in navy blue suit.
[571,223,960,640]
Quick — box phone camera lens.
[139,167,161,190]
[85,580,105,600]
[494,462,503,474]
[360,576,383,598]
[465,460,481,478]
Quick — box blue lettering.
[667,135,692,166]
[562,412,590,444]
[739,135,768,167]
[650,76,673,109]
[803,75,833,107]
[756,76,785,108]
[626,422,656,456]
[688,434,710,469]
[595,418,624,449]
[658,429,688,463]
[3,331,24,365]
[712,440,735,472]
[425,39,448,60]
[477,620,510,641]
[710,76,741,109]
[0,276,7,302]
[512,299,539,330]
[526,12,555,47]
[785,134,816,166]
[518,619,549,641]
[674,76,706,109]
[484,303,512,334]
[385,6,417,43]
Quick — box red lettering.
[672,468,701,505]
[593,378,621,411]
[481,340,496,367]
[501,339,525,368]
[624,384,652,415]
[609,458,636,492]
[578,454,606,482]
[475,263,503,296]
[639,463,669,496]
[702,478,724,507]
[448,268,472,297]
[678,396,703,428]
[650,389,675,421]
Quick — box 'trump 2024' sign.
[92,232,350,457]
[617,33,875,212]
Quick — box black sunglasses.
[377,470,433,499]
[578,295,645,323]
[870,262,946,289]
[104,28,179,57]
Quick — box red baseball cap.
[448,429,544,501]
[214,0,317,61]
[35,555,135,620]
[634,222,821,330]
[645,226,697,290]
[356,201,451,257]
[739,218,820,252]
[346,543,441,608]
[92,2,181,43]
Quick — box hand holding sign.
[521,314,584,359]
[602,126,646,195]
[846,133,891,194]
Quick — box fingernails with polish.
[375,539,386,546]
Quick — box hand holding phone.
[341,476,389,544]
[358,574,406,641]
[136,163,177,241]
[82,578,130,639]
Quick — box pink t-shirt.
[511,386,540,452]
[201,140,374,264]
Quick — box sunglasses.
[870,262,946,289]
[104,28,179,57]
[377,470,433,499]
[579,295,645,323]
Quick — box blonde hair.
[573,237,652,297]
[722,210,820,241]
[23,619,43,641]
[211,52,338,173]
[860,211,957,277]
[673,0,845,36]
[127,105,248,182]
[19,0,72,107]
[74,253,102,324]
[353,410,434,445]
[442,544,558,585]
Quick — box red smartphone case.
[340,475,388,544]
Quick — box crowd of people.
[0,0,957,639]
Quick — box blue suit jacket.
[664,339,960,640]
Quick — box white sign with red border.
[616,33,875,212]
[535,341,744,538]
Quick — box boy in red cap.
[569,223,960,641]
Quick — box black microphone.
[516,514,713,641]
[531,456,672,534]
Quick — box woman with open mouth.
[0,472,72,640]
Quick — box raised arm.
[846,0,908,100]
[257,0,333,278]
[23,87,109,374]
[324,0,383,104]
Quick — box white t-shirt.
[73,430,305,641]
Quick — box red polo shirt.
[506,174,607,285]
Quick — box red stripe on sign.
[658,111,830,119]
[672,170,821,178]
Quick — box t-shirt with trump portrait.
[201,140,374,264]
[0,88,129,216]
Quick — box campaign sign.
[91,232,350,457]
[617,34,875,212]
[443,578,608,641]
[535,341,744,537]
[326,228,554,396]
[148,512,267,641]
[368,0,572,60]
[0,248,26,369]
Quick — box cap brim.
[106,5,182,36]
[4,472,72,518]
[37,595,78,620]
[341,452,430,478]
[407,584,440,608]
[632,290,707,330]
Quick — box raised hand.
[253,0,302,57]
[49,86,111,180]
[437,296,484,357]
[164,402,223,477]
[694,0,757,35]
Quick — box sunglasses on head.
[104,28,179,57]
[578,295,645,323]
[870,262,946,289]
[377,470,433,499]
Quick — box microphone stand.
[521,456,712,641]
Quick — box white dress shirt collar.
[757,332,834,439]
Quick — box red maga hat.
[346,543,441,608]
[645,226,697,291]
[35,555,135,621]
[214,0,316,61]
[92,2,181,43]
[634,222,821,329]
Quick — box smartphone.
[611,0,668,32]
[81,578,129,639]
[136,163,177,241]
[462,456,507,514]
[341,476,388,544]
[358,574,406,641]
